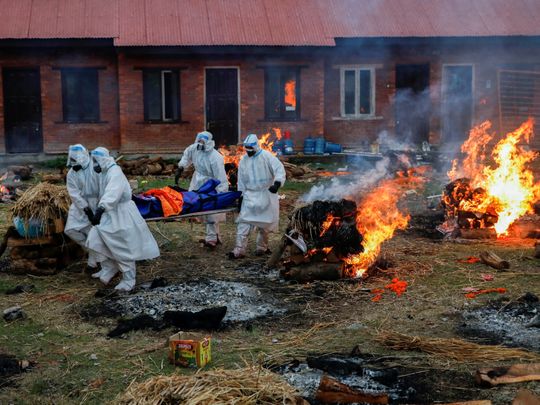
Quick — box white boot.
[98,260,119,285]
[115,270,136,292]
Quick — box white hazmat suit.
[231,134,286,258]
[64,144,101,269]
[86,147,160,291]
[178,131,229,246]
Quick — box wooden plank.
[7,236,54,247]
[476,364,540,387]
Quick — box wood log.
[7,165,32,180]
[281,263,343,282]
[315,375,389,404]
[267,235,288,268]
[476,363,540,387]
[512,389,540,405]
[42,174,65,183]
[459,228,497,239]
[535,241,540,259]
[479,250,510,270]
[146,163,163,175]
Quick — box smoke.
[301,157,391,203]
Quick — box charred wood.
[479,251,510,270]
[281,263,343,282]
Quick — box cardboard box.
[168,332,211,368]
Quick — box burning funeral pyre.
[272,164,428,281]
[439,119,540,238]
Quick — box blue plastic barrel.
[283,139,294,155]
[325,142,342,154]
[303,137,315,155]
[272,139,284,154]
[314,137,326,155]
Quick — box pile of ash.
[458,292,540,351]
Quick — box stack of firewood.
[119,156,176,176]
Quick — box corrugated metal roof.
[0,0,539,46]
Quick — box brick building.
[1,0,540,156]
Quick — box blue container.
[283,139,294,155]
[303,137,315,155]
[314,137,326,155]
[13,216,44,238]
[272,139,284,154]
[324,141,342,154]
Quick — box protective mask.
[93,165,102,173]
[72,164,82,172]
[196,143,205,151]
[247,150,256,157]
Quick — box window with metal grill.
[143,69,180,122]
[61,68,100,123]
[499,69,540,133]
[264,67,300,121]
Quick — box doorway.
[442,65,473,144]
[2,68,43,153]
[395,64,430,144]
[205,68,239,146]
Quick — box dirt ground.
[0,176,539,404]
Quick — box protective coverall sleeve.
[178,144,194,169]
[66,171,88,210]
[211,152,229,193]
[268,154,286,186]
[237,159,246,192]
[97,167,128,211]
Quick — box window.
[340,67,375,117]
[264,67,300,120]
[61,68,100,123]
[143,69,180,122]
[498,69,540,133]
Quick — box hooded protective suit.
[178,131,229,244]
[64,144,101,268]
[232,134,286,257]
[86,147,160,291]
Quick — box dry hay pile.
[10,183,71,235]
[377,331,540,362]
[117,366,301,405]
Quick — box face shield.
[67,144,89,171]
[243,134,260,157]
[90,147,115,173]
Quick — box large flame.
[344,167,427,278]
[284,80,296,110]
[448,119,539,236]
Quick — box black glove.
[91,207,105,226]
[268,181,281,194]
[174,167,184,185]
[238,195,243,210]
[83,207,94,223]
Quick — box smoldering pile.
[289,199,363,258]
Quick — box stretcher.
[144,206,238,222]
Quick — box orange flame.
[448,119,540,236]
[320,214,337,237]
[344,167,426,278]
[0,185,8,195]
[284,80,296,109]
[219,128,281,166]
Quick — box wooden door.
[205,68,239,146]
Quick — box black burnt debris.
[289,199,363,257]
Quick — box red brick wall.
[117,52,324,153]
[0,48,119,154]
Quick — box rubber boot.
[114,270,136,292]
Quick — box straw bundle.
[377,331,540,362]
[117,366,301,405]
[10,183,71,236]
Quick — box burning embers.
[441,120,540,237]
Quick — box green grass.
[37,156,69,170]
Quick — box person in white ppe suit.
[64,144,101,270]
[86,147,160,291]
[229,134,286,259]
[176,131,229,248]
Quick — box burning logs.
[119,156,175,176]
